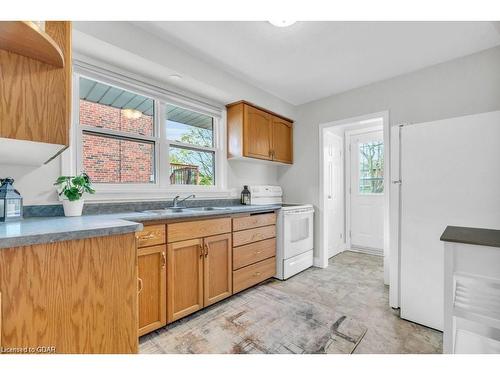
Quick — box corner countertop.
[440,226,500,249]
[0,204,281,249]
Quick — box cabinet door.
[167,239,204,323]
[272,116,293,163]
[203,233,233,307]
[243,104,273,160]
[138,245,167,336]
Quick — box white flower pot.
[62,199,84,217]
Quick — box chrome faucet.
[172,194,196,208]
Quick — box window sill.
[81,187,238,203]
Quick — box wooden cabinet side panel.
[0,21,71,145]
[0,233,138,354]
[227,103,244,158]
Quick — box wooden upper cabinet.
[138,245,167,336]
[203,233,232,307]
[272,117,293,163]
[227,101,293,164]
[0,21,71,146]
[167,239,204,323]
[244,105,273,160]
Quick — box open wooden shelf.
[0,21,65,67]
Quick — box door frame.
[345,126,384,254]
[318,111,391,288]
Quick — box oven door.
[283,208,314,259]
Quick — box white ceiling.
[134,21,500,105]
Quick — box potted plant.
[54,173,95,217]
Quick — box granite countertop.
[0,204,281,249]
[440,226,500,248]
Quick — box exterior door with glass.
[348,129,384,253]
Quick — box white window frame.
[68,62,229,202]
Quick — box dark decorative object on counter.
[241,185,251,205]
[0,177,23,222]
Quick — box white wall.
[0,22,295,206]
[278,45,500,260]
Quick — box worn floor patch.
[140,252,442,354]
[140,285,367,354]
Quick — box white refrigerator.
[396,111,500,330]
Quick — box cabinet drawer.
[233,238,276,270]
[233,257,276,293]
[167,218,231,243]
[136,225,166,248]
[232,225,276,247]
[233,213,276,231]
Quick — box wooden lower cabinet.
[167,239,204,323]
[0,234,138,354]
[138,245,167,336]
[233,257,276,294]
[203,233,232,307]
[167,232,233,323]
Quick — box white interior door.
[349,130,384,253]
[400,111,500,331]
[325,132,344,258]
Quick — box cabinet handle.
[199,244,203,258]
[254,272,261,277]
[138,278,144,293]
[139,233,156,240]
[204,243,209,258]
[161,251,166,269]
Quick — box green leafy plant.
[54,173,95,201]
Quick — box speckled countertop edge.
[440,225,500,249]
[0,205,281,249]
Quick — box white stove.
[247,185,314,280]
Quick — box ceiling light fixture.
[122,108,142,120]
[268,20,296,28]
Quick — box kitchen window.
[78,77,157,184]
[166,104,216,186]
[72,64,224,198]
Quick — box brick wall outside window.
[80,100,155,183]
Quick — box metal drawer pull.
[204,243,209,257]
[140,233,156,240]
[199,244,203,258]
[138,278,144,293]
[254,272,261,276]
